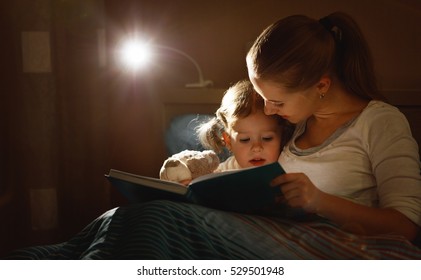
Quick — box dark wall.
[0,1,27,256]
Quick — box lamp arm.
[156,45,213,88]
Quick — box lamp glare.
[121,40,151,70]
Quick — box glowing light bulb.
[120,39,152,70]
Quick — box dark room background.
[0,0,420,257]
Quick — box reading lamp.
[120,39,213,88]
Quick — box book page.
[108,169,188,195]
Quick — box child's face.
[224,111,282,168]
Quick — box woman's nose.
[264,102,278,115]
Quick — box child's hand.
[179,179,192,186]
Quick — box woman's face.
[249,76,321,124]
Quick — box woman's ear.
[222,132,232,150]
[317,76,331,93]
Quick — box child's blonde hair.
[197,80,292,153]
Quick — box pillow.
[165,114,229,161]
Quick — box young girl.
[159,80,290,185]
[197,79,292,172]
[246,12,421,240]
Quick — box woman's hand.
[271,173,419,240]
[271,172,324,213]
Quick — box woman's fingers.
[271,172,320,211]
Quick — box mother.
[246,12,421,240]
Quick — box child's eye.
[239,138,250,143]
[262,136,274,142]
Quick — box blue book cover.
[106,162,307,217]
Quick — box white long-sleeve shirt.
[215,156,241,172]
[279,100,421,226]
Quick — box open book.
[106,162,305,216]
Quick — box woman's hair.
[197,80,292,153]
[247,12,384,101]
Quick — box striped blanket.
[7,200,421,259]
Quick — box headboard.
[157,89,421,156]
[157,88,225,134]
[382,90,421,153]
[157,88,225,156]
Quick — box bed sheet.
[6,200,421,259]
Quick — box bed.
[6,200,421,259]
[4,89,421,260]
